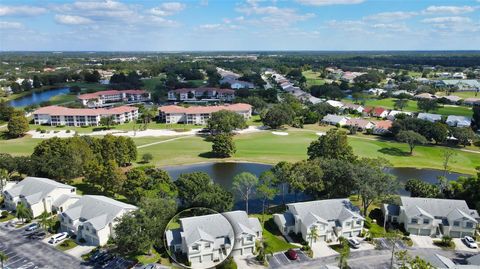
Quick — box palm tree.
[0,251,8,269]
[15,203,32,223]
[307,226,319,246]
[337,237,350,269]
[38,211,51,231]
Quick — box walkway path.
[136,135,194,149]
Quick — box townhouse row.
[2,177,137,246]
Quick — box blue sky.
[0,0,479,51]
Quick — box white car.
[347,238,360,249]
[463,236,478,249]
[48,232,68,244]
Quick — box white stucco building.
[159,103,252,125]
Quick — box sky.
[0,0,479,51]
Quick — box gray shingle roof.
[322,114,347,124]
[62,195,137,230]
[275,212,295,227]
[5,177,75,202]
[223,211,261,238]
[400,197,478,223]
[287,198,364,226]
[179,213,234,247]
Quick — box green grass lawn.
[48,93,78,105]
[251,214,296,253]
[303,70,325,88]
[142,76,165,92]
[28,121,201,133]
[64,82,107,92]
[1,127,478,174]
[56,239,78,251]
[342,98,473,117]
[0,212,15,223]
[436,91,480,99]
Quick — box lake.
[163,162,469,213]
[9,87,71,107]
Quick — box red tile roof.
[346,118,372,128]
[77,89,147,100]
[159,103,252,114]
[33,105,138,116]
[364,107,387,116]
[374,120,393,130]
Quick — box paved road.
[0,224,89,269]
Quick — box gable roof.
[179,213,235,246]
[400,197,478,222]
[287,199,364,227]
[5,177,75,201]
[62,195,137,230]
[418,113,442,121]
[322,114,348,123]
[223,211,262,238]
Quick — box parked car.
[347,238,360,249]
[29,231,47,240]
[48,232,68,244]
[286,249,298,260]
[25,223,39,232]
[463,236,478,249]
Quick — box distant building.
[78,90,150,108]
[417,112,442,122]
[440,95,462,104]
[167,88,235,102]
[33,105,139,126]
[446,115,471,128]
[343,103,364,113]
[363,107,389,118]
[372,120,393,135]
[321,114,349,126]
[345,118,374,131]
[463,97,480,106]
[386,110,412,120]
[414,93,436,100]
[159,103,252,125]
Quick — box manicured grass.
[134,249,161,265]
[303,70,325,87]
[56,239,78,251]
[48,93,78,105]
[342,98,473,117]
[142,76,166,92]
[436,91,479,99]
[364,217,386,238]
[29,121,201,133]
[1,127,478,174]
[0,212,15,223]
[251,214,296,253]
[64,82,107,92]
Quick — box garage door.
[231,249,242,256]
[244,247,254,255]
[419,229,431,236]
[190,256,201,264]
[343,232,352,238]
[450,231,461,238]
[461,232,473,237]
[408,228,418,235]
[202,254,213,262]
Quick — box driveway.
[453,238,480,253]
[311,242,338,258]
[66,245,96,259]
[0,223,88,269]
[269,249,310,268]
[410,235,440,249]
[350,240,375,252]
[234,255,265,269]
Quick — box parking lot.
[0,222,88,269]
[453,238,480,253]
[268,249,310,268]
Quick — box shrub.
[54,130,59,133]
[79,238,86,244]
[40,129,47,134]
[36,128,42,132]
[66,130,71,133]
[1,211,8,218]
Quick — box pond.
[163,162,469,213]
[8,87,71,107]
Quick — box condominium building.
[158,103,252,125]
[78,89,150,108]
[33,105,139,126]
[167,88,235,102]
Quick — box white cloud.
[236,1,314,28]
[422,16,472,23]
[0,21,24,29]
[55,14,93,25]
[149,2,185,16]
[0,5,47,16]
[423,6,475,15]
[296,0,364,6]
[364,11,418,22]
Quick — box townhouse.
[383,197,479,238]
[33,105,139,126]
[158,103,252,125]
[2,177,77,218]
[417,112,442,122]
[59,195,137,246]
[167,88,235,102]
[274,199,364,244]
[78,90,150,108]
[165,213,235,268]
[223,211,262,256]
[321,114,349,126]
[446,115,471,128]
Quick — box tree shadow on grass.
[198,151,218,158]
[378,147,410,157]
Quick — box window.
[423,219,429,224]
[192,245,199,251]
[205,243,210,248]
[247,236,254,241]
[466,222,473,228]
[411,218,418,224]
[453,221,460,227]
[356,220,362,225]
[345,222,351,227]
